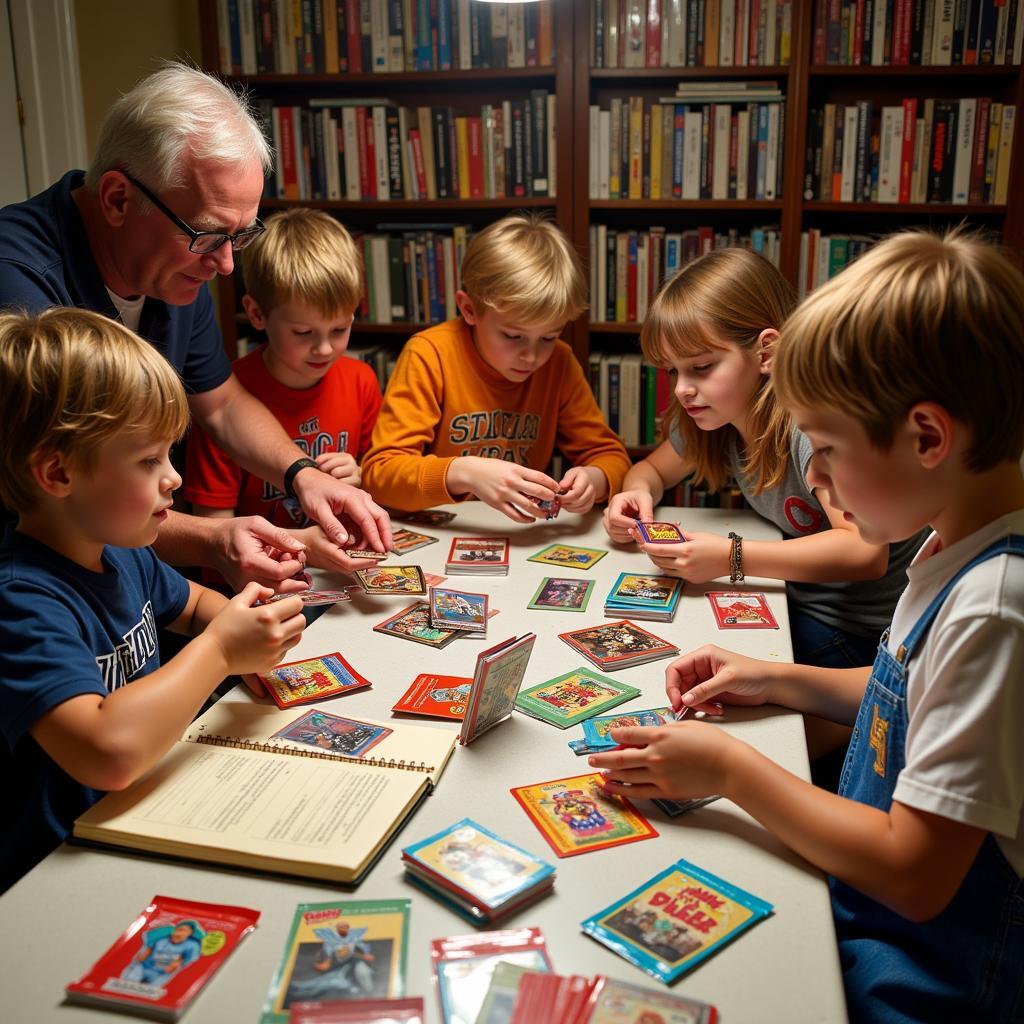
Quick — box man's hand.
[210,516,311,593]
[291,468,392,552]
[290,525,393,574]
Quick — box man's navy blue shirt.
[0,170,232,394]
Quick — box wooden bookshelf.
[198,0,1024,456]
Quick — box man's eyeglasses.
[124,174,265,255]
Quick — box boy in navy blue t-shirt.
[0,308,306,892]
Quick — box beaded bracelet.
[728,531,745,584]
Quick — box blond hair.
[641,248,796,493]
[84,62,271,194]
[460,212,587,325]
[242,208,364,316]
[774,228,1024,471]
[0,309,190,513]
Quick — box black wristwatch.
[283,457,319,499]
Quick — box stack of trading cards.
[603,572,683,622]
[373,602,460,648]
[558,620,680,671]
[446,537,510,575]
[402,819,555,925]
[459,633,536,744]
[429,586,489,635]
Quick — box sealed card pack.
[705,591,780,629]
[392,673,473,720]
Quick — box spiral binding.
[193,733,433,773]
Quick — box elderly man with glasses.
[0,63,391,591]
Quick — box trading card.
[581,707,675,748]
[429,587,490,632]
[515,669,641,729]
[634,520,686,544]
[392,673,473,719]
[605,573,681,607]
[705,591,780,629]
[267,589,351,606]
[271,709,392,758]
[257,653,372,709]
[527,577,595,613]
[510,772,658,857]
[391,528,440,554]
[372,602,460,648]
[558,620,679,670]
[354,565,427,595]
[446,537,510,570]
[396,508,457,526]
[346,548,390,560]
[525,494,562,520]
[526,544,607,570]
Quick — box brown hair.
[641,248,797,493]
[460,212,587,325]
[0,308,189,512]
[241,208,363,316]
[774,228,1024,472]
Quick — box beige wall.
[75,0,202,156]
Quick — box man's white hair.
[84,62,272,192]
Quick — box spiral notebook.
[73,701,457,886]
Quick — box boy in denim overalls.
[590,229,1024,1022]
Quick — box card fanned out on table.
[446,537,510,576]
[392,673,473,720]
[459,633,536,745]
[391,527,440,553]
[706,591,780,629]
[260,900,411,1024]
[431,927,552,1024]
[559,621,680,671]
[581,857,773,983]
[604,573,683,622]
[269,589,351,607]
[289,997,425,1024]
[402,818,555,925]
[527,543,607,570]
[353,565,427,595]
[528,576,596,613]
[516,668,641,729]
[373,602,460,648]
[65,895,259,1021]
[257,652,372,709]
[510,772,658,857]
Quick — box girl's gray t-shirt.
[668,417,925,638]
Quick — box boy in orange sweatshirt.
[362,214,630,521]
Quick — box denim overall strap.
[831,535,1024,1024]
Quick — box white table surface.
[0,505,846,1023]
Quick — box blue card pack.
[581,857,773,983]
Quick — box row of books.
[589,225,782,325]
[797,230,873,298]
[812,0,1024,65]
[803,97,1016,205]
[588,86,786,200]
[257,92,556,202]
[591,0,794,67]
[355,226,471,325]
[215,0,555,76]
[589,352,671,448]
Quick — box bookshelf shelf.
[589,65,790,80]
[226,68,556,87]
[259,198,558,212]
[590,200,785,211]
[804,202,1008,215]
[809,65,1022,78]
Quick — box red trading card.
[392,673,472,720]
[705,591,780,629]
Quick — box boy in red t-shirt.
[184,209,382,568]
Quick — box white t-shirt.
[105,286,145,333]
[890,510,1024,876]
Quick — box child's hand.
[203,582,305,675]
[640,530,731,582]
[455,457,560,523]
[289,525,389,572]
[587,721,741,801]
[604,490,656,543]
[666,644,777,712]
[316,450,361,487]
[557,466,604,514]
